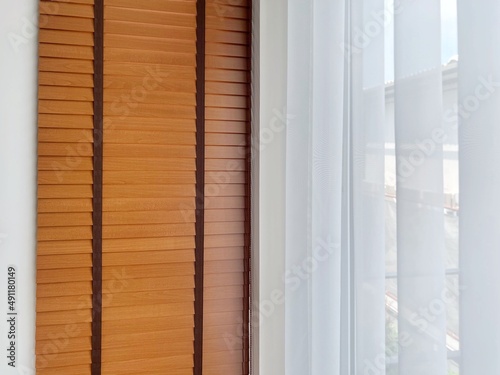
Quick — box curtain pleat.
[458,1,500,373]
[394,1,447,374]
[351,0,386,373]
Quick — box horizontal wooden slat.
[205,273,244,287]
[105,48,195,66]
[104,103,195,118]
[102,328,193,349]
[37,267,92,284]
[37,281,92,298]
[103,63,194,82]
[204,285,244,300]
[104,250,195,268]
[39,128,92,143]
[103,210,195,225]
[37,354,90,372]
[38,254,92,269]
[206,120,247,134]
[206,3,249,19]
[103,184,194,198]
[39,57,94,74]
[39,100,94,115]
[37,240,92,255]
[38,185,93,199]
[206,107,247,121]
[206,55,249,71]
[104,130,194,145]
[36,336,90,355]
[103,197,193,211]
[39,29,94,46]
[41,15,94,32]
[104,75,195,92]
[204,247,245,261]
[206,159,246,171]
[104,89,194,106]
[39,43,93,60]
[37,295,92,312]
[38,226,93,241]
[102,290,194,308]
[104,34,195,54]
[38,212,92,227]
[39,71,94,87]
[103,223,194,239]
[206,171,246,184]
[103,340,193,362]
[38,114,94,129]
[205,146,247,159]
[37,309,92,326]
[103,315,193,336]
[205,298,243,313]
[39,156,93,171]
[206,15,249,32]
[38,171,93,185]
[105,6,195,27]
[205,233,245,247]
[101,355,193,373]
[105,0,195,13]
[103,262,193,279]
[206,133,246,146]
[205,221,245,235]
[106,19,195,40]
[105,116,194,131]
[37,365,91,375]
[205,209,246,222]
[206,29,248,45]
[38,198,93,213]
[103,157,195,171]
[39,85,94,101]
[103,170,195,185]
[40,1,94,18]
[206,81,247,95]
[102,276,194,292]
[104,144,194,159]
[206,42,248,58]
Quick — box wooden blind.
[203,1,250,374]
[101,0,197,373]
[36,1,251,374]
[36,1,95,374]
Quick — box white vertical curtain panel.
[279,0,500,374]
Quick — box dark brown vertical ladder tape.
[194,0,206,374]
[92,0,104,374]
[243,1,253,374]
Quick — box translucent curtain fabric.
[285,0,346,374]
[351,0,387,374]
[458,1,500,373]
[282,0,500,374]
[394,1,448,374]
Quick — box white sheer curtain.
[264,0,500,374]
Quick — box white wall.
[0,0,38,373]
[252,0,287,374]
